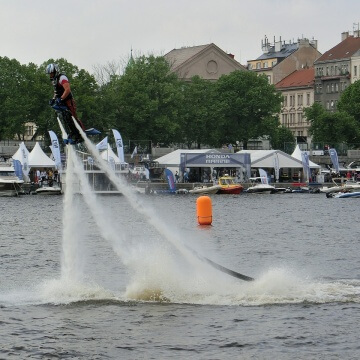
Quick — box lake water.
[1,187,360,359]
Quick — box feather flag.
[329,148,340,174]
[96,136,108,151]
[19,142,30,180]
[131,146,138,159]
[301,151,310,182]
[259,168,269,184]
[112,129,125,163]
[48,131,62,170]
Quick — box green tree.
[0,57,49,140]
[337,80,360,124]
[113,55,183,146]
[305,103,360,146]
[178,76,217,148]
[215,71,282,149]
[269,125,296,152]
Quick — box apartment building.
[247,36,321,85]
[276,68,315,145]
[314,31,360,110]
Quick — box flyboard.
[52,104,100,144]
[186,246,254,282]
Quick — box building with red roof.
[314,31,360,111]
[276,68,315,144]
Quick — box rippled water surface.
[1,191,360,359]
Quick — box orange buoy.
[196,195,212,225]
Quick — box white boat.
[35,182,62,195]
[319,178,360,194]
[246,173,276,194]
[0,164,24,196]
[329,190,360,198]
[189,184,222,195]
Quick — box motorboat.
[245,177,276,194]
[35,182,62,195]
[218,175,243,194]
[319,178,360,194]
[189,184,222,195]
[328,190,360,198]
[0,164,24,196]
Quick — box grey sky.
[1,0,359,73]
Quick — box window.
[297,113,302,124]
[326,84,330,93]
[263,62,268,68]
[267,75,271,84]
[290,95,295,107]
[326,101,330,110]
[272,60,277,67]
[335,83,339,92]
[354,65,358,76]
[25,125,34,137]
[306,93,310,105]
[283,95,288,107]
[256,62,261,69]
[248,63,253,70]
[297,94,303,106]
[290,113,295,125]
[331,84,334,92]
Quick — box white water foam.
[60,122,360,306]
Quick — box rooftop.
[276,68,315,88]
[315,35,360,63]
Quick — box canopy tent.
[12,142,30,164]
[156,149,251,182]
[291,145,321,168]
[28,142,55,168]
[101,144,121,163]
[236,149,321,169]
[156,149,221,167]
[99,144,128,171]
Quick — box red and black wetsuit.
[53,74,85,131]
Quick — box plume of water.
[73,121,208,273]
[61,146,87,281]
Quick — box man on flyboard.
[46,63,86,144]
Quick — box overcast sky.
[1,0,359,73]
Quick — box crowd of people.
[29,168,59,187]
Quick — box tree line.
[0,55,359,153]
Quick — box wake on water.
[2,123,360,307]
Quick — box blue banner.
[165,168,176,193]
[13,160,23,180]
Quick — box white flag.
[49,131,62,170]
[131,146,137,159]
[301,151,310,181]
[19,142,30,180]
[96,136,108,151]
[259,168,268,185]
[112,129,125,163]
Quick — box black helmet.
[46,63,60,80]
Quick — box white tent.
[101,144,121,163]
[28,142,55,168]
[291,145,321,168]
[12,142,30,163]
[156,149,221,167]
[237,149,320,169]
